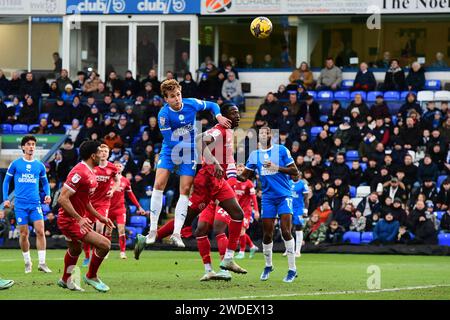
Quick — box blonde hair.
[99,143,110,151]
[161,79,181,98]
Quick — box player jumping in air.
[290,171,309,258]
[57,140,115,292]
[142,79,231,248]
[234,163,260,260]
[136,103,247,275]
[110,160,145,259]
[82,144,120,266]
[238,127,299,283]
[2,135,52,274]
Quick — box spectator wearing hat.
[72,71,86,95]
[398,92,422,121]
[277,106,295,133]
[296,83,310,101]
[400,117,421,150]
[382,177,407,204]
[333,117,352,148]
[329,137,346,160]
[124,104,140,136]
[48,97,70,125]
[412,178,439,205]
[315,57,342,91]
[391,198,408,225]
[405,61,426,91]
[371,166,391,192]
[56,69,72,93]
[357,191,381,219]
[347,93,370,121]
[370,95,391,121]
[352,62,376,92]
[359,131,378,162]
[372,212,399,245]
[349,161,364,187]
[84,103,102,126]
[66,118,81,143]
[417,155,439,185]
[48,117,66,135]
[298,94,321,126]
[144,95,164,122]
[382,59,406,91]
[61,83,76,102]
[109,143,124,163]
[180,72,197,98]
[297,131,313,155]
[348,116,369,149]
[408,201,438,245]
[116,114,133,147]
[327,100,346,126]
[105,103,121,123]
[425,200,440,230]
[139,81,157,101]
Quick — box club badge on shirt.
[71,173,81,184]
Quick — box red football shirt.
[91,161,119,208]
[109,176,133,212]
[59,161,98,219]
[235,179,258,217]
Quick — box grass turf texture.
[1,249,450,300]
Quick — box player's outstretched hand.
[44,196,51,205]
[217,115,232,129]
[79,217,93,234]
[214,163,224,179]
[137,207,146,215]
[2,200,11,208]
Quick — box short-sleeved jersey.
[245,144,294,199]
[235,179,256,216]
[91,161,119,208]
[291,179,309,213]
[109,176,132,212]
[59,161,98,219]
[158,98,214,154]
[202,124,237,180]
[5,158,47,203]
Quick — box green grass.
[1,249,450,300]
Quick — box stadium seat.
[438,233,450,246]
[139,126,147,134]
[434,90,450,101]
[307,91,317,99]
[133,160,139,165]
[320,115,328,123]
[356,186,371,198]
[400,91,416,100]
[13,124,29,133]
[0,238,4,247]
[350,186,356,198]
[63,125,71,132]
[317,91,333,100]
[135,227,144,236]
[361,232,373,244]
[341,80,354,89]
[417,90,434,102]
[0,124,12,133]
[437,175,448,189]
[343,231,361,244]
[360,163,367,172]
[350,197,363,207]
[367,91,383,102]
[346,150,359,161]
[345,162,353,170]
[127,227,138,239]
[329,126,338,134]
[129,205,137,214]
[334,90,350,100]
[391,115,398,125]
[424,80,441,90]
[130,216,147,228]
[350,91,367,101]
[383,91,400,101]
[435,211,445,220]
[41,204,51,213]
[28,124,39,132]
[39,113,49,120]
[310,126,323,140]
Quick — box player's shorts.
[87,205,109,223]
[14,202,44,226]
[198,203,231,226]
[58,215,89,242]
[261,196,293,219]
[188,169,236,213]
[156,149,196,177]
[108,210,126,225]
[293,214,305,227]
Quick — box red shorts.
[189,169,236,213]
[86,206,109,223]
[198,202,231,226]
[108,210,126,225]
[58,215,89,242]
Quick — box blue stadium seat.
[41,204,51,213]
[425,80,441,90]
[334,90,350,100]
[384,91,400,101]
[436,211,445,220]
[401,91,416,100]
[130,215,147,228]
[127,227,138,239]
[0,238,4,247]
[345,162,353,170]
[350,91,367,101]
[391,115,398,126]
[13,124,29,133]
[133,160,139,165]
[341,80,354,89]
[437,175,448,189]
[135,227,144,235]
[307,91,317,99]
[28,124,39,132]
[360,162,367,172]
[438,233,450,246]
[39,113,49,120]
[343,231,361,244]
[63,125,71,132]
[317,91,333,100]
[361,232,373,244]
[129,205,137,214]
[329,126,338,134]
[320,115,328,123]
[0,124,12,133]
[310,126,323,138]
[367,91,383,102]
[350,186,356,198]
[139,126,147,134]
[346,150,359,161]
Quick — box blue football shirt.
[291,179,309,213]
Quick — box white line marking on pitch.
[204,284,450,300]
[0,258,63,262]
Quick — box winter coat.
[353,70,376,91]
[405,67,426,91]
[373,219,399,243]
[303,222,327,244]
[350,216,366,232]
[383,67,406,91]
[317,66,342,87]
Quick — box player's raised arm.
[58,185,92,234]
[197,99,232,129]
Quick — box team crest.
[71,173,81,184]
[264,153,269,160]
[179,114,185,121]
[160,117,165,126]
[106,169,111,175]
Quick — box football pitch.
[1,249,450,300]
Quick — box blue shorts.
[15,202,44,226]
[156,150,196,177]
[292,206,304,226]
[261,196,293,219]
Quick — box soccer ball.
[250,17,273,39]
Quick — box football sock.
[22,251,31,264]
[119,235,126,253]
[295,231,304,255]
[173,195,189,235]
[215,233,228,260]
[38,250,46,264]
[86,249,105,279]
[226,219,243,253]
[245,233,255,248]
[262,242,273,267]
[284,238,296,271]
[196,236,212,269]
[83,243,90,259]
[62,250,79,282]
[149,189,164,232]
[204,263,212,273]
[156,219,174,240]
[239,235,246,253]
